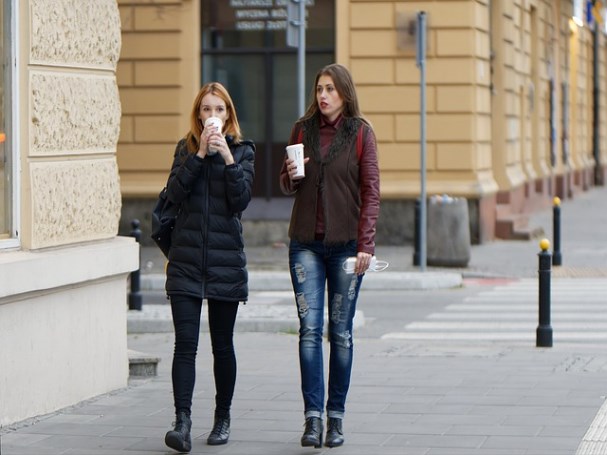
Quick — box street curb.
[133,270,460,335]
[127,306,365,334]
[140,270,463,292]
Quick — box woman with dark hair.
[163,82,255,453]
[280,63,380,448]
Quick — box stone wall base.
[0,238,138,426]
[121,197,493,247]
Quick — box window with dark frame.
[200,0,335,199]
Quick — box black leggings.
[170,295,239,418]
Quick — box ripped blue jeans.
[289,239,363,420]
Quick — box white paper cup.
[204,117,223,155]
[286,143,305,179]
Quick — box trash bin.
[427,195,471,267]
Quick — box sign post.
[416,11,427,271]
[287,0,306,116]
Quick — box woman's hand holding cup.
[197,117,233,164]
[197,130,211,158]
[204,117,223,155]
[286,143,308,181]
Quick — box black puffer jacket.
[164,137,255,302]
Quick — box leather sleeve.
[357,126,380,254]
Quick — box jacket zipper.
[201,163,210,298]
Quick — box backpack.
[150,186,179,258]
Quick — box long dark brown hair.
[300,63,369,125]
[185,82,242,153]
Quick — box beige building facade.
[117,0,607,245]
[0,0,138,425]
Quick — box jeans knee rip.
[293,262,306,283]
[332,329,352,349]
[296,293,308,318]
[330,293,344,323]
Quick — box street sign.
[286,0,306,115]
[286,0,301,47]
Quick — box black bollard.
[536,238,553,347]
[129,219,143,311]
[552,197,562,266]
[413,198,421,266]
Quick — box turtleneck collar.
[320,113,343,129]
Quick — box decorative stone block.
[30,159,121,248]
[31,72,121,154]
[31,0,121,68]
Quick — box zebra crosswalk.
[382,278,607,343]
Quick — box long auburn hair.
[185,82,243,153]
[300,63,369,125]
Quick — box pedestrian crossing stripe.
[382,278,607,342]
[406,322,607,330]
[450,304,605,310]
[383,332,607,340]
[429,313,607,320]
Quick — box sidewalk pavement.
[2,186,607,454]
[3,333,607,454]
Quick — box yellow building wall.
[117,0,200,197]
[338,0,605,240]
[342,0,496,203]
[116,0,607,242]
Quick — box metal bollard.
[552,197,562,266]
[536,238,553,347]
[413,198,421,266]
[129,219,143,311]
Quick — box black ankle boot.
[165,411,192,453]
[325,417,344,447]
[207,413,230,445]
[301,417,323,448]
